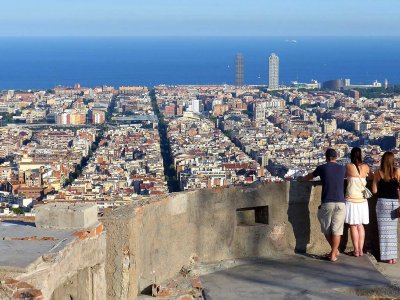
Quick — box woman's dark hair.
[350,147,363,167]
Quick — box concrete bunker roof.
[0,221,76,272]
[1,202,102,273]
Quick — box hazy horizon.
[2,35,400,38]
[1,0,400,37]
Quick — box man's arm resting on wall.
[298,173,315,182]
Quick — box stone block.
[35,203,98,229]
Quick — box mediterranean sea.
[0,37,399,90]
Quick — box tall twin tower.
[235,53,244,86]
[235,52,279,89]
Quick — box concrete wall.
[0,231,106,300]
[21,231,106,300]
[51,263,105,300]
[0,203,106,300]
[104,181,352,300]
[0,182,387,300]
[103,181,394,300]
[102,206,137,299]
[1,233,106,300]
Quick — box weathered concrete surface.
[1,182,398,299]
[51,262,106,300]
[0,203,106,300]
[101,180,400,300]
[35,202,98,229]
[102,206,137,300]
[369,254,400,293]
[376,262,400,287]
[103,181,347,299]
[0,221,76,271]
[0,224,106,299]
[1,229,106,299]
[200,254,389,300]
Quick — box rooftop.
[0,203,105,300]
[0,221,76,272]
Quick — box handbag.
[354,163,373,199]
[396,186,400,218]
[395,206,400,219]
[362,187,373,199]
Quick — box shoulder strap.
[353,163,365,185]
[353,163,361,177]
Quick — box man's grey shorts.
[317,202,346,235]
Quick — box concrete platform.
[200,254,391,300]
[0,220,76,272]
[373,258,400,288]
[0,203,101,274]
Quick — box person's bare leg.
[324,234,333,247]
[330,235,341,261]
[324,234,340,257]
[349,225,360,256]
[357,224,365,256]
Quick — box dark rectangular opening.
[236,206,268,226]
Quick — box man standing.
[300,148,346,262]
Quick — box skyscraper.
[268,53,279,89]
[191,99,203,113]
[235,53,244,86]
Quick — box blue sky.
[1,0,399,36]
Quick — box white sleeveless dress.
[345,177,369,225]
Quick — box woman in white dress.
[345,147,370,256]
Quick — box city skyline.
[1,0,400,298]
[1,0,400,37]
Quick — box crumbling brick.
[3,278,19,293]
[156,288,171,298]
[88,228,97,238]
[26,289,43,298]
[73,230,88,240]
[16,282,33,289]
[95,223,104,235]
[72,223,104,240]
[4,278,18,285]
[191,277,203,290]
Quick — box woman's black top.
[377,178,399,199]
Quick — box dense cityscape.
[1,53,399,217]
[3,0,400,298]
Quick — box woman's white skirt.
[345,201,369,225]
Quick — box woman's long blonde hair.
[380,152,396,182]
